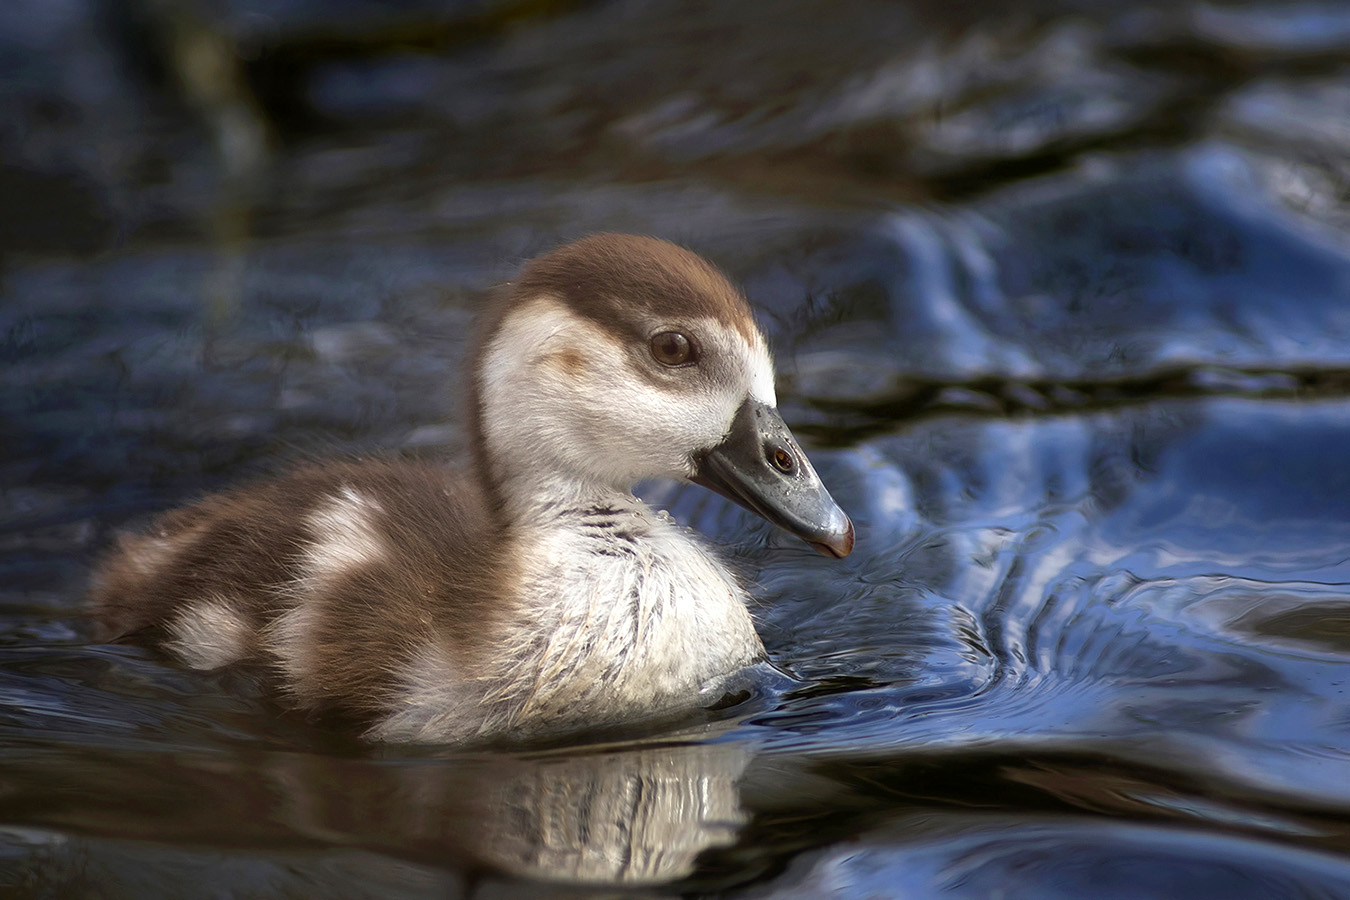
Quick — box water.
[4,0,1350,896]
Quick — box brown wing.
[89,459,508,721]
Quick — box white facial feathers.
[736,326,777,408]
[478,296,776,495]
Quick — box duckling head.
[474,234,853,558]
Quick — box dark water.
[5,0,1350,897]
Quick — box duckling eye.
[650,331,695,367]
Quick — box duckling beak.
[692,398,854,558]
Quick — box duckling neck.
[496,469,638,526]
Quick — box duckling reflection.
[267,737,753,886]
[455,741,750,883]
[91,234,852,744]
[4,730,753,889]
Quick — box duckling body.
[91,235,852,744]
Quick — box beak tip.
[810,517,855,559]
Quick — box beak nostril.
[770,446,795,474]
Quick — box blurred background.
[4,1,1350,898]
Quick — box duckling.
[90,234,854,744]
